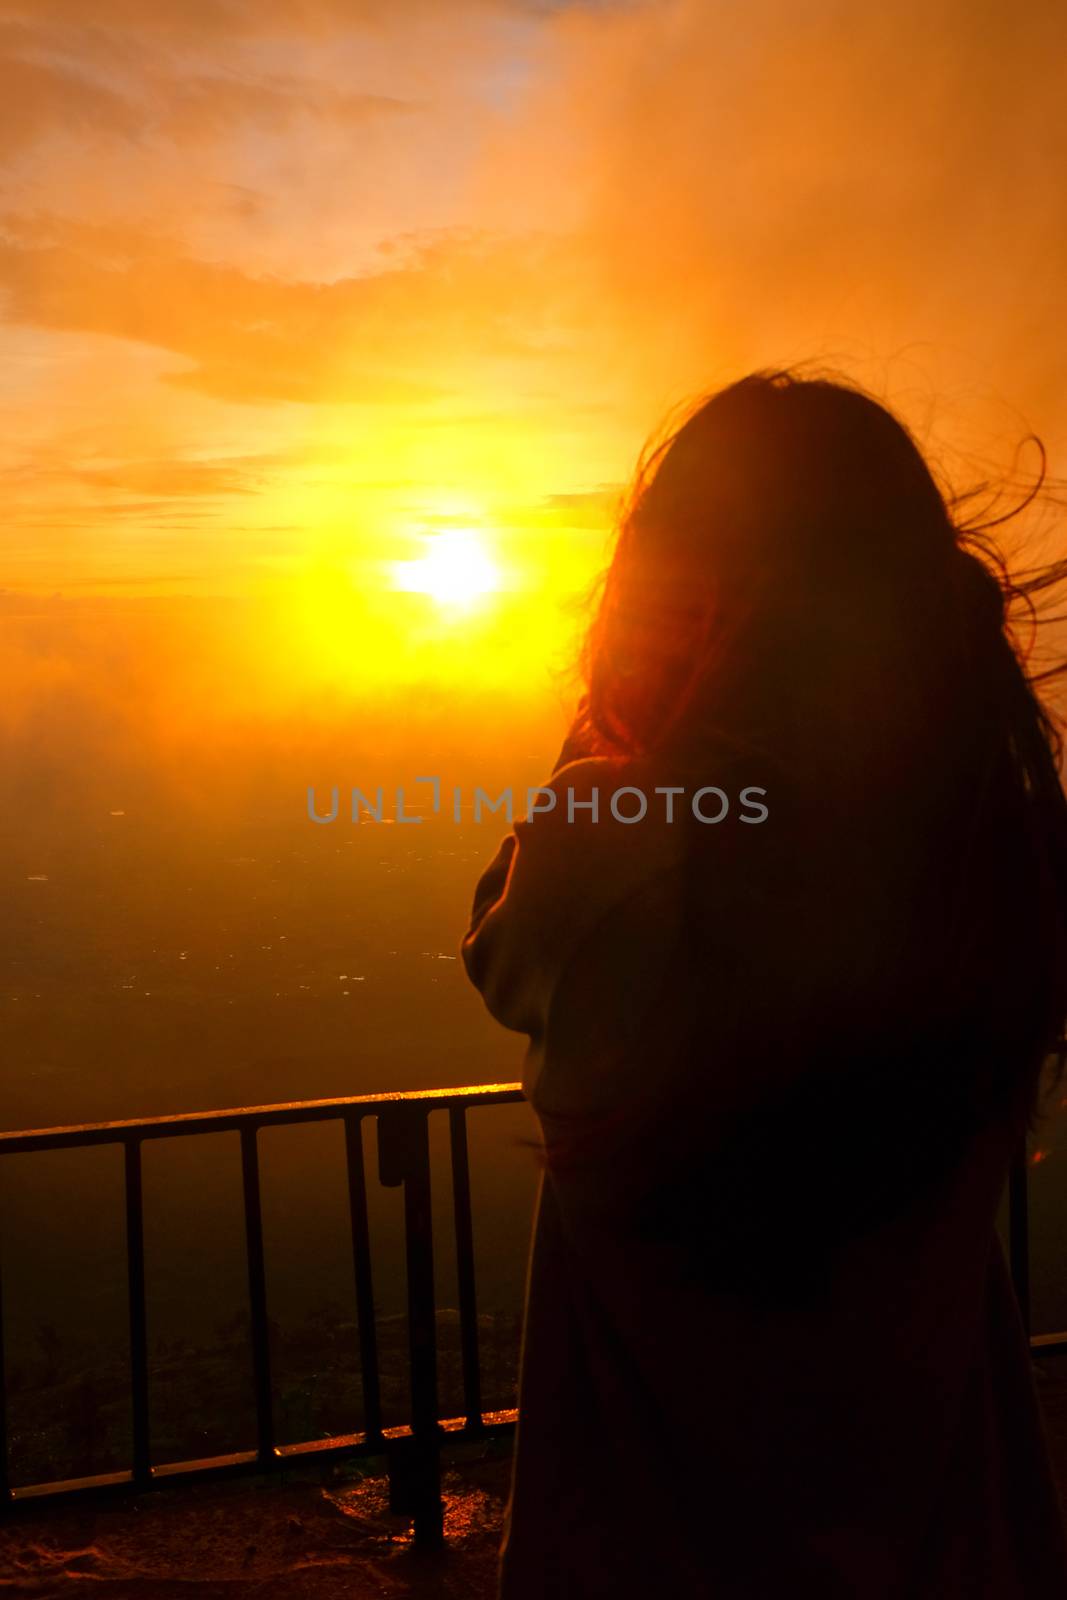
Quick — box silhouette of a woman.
[462,371,1067,1597]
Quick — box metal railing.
[0,1094,1058,1549]
[0,1083,525,1546]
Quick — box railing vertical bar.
[449,1106,482,1428]
[378,1106,443,1548]
[124,1139,151,1488]
[1009,1139,1031,1341]
[403,1108,443,1548]
[240,1127,274,1465]
[0,1222,10,1505]
[344,1114,383,1440]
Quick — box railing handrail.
[0,1082,525,1153]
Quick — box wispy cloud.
[0,51,141,155]
[0,46,419,159]
[0,214,585,404]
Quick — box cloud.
[541,487,621,526]
[0,51,140,155]
[0,3,565,289]
[0,0,576,39]
[464,0,1067,483]
[0,215,583,404]
[1,454,270,496]
[73,459,268,496]
[157,76,416,141]
[0,45,417,163]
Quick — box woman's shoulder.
[515,753,690,883]
[523,748,768,843]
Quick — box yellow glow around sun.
[260,491,600,701]
[390,528,501,610]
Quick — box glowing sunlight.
[390,529,502,611]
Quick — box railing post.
[124,1139,151,1488]
[344,1114,383,1442]
[0,1224,10,1507]
[1009,1138,1031,1341]
[378,1105,443,1549]
[241,1127,275,1467]
[449,1107,483,1430]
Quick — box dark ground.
[0,1453,512,1599]
[4,1356,1067,1598]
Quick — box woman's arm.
[460,749,681,1048]
[463,698,592,960]
[460,757,613,1038]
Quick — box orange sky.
[3,0,1067,712]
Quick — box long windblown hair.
[550,370,1067,1295]
[578,371,1064,780]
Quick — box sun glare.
[390,528,501,610]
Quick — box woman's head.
[579,371,1023,769]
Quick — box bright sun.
[390,528,501,610]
